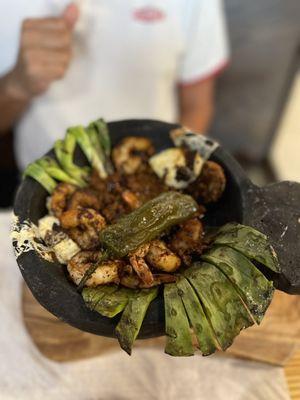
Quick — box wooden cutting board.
[22,285,300,399]
[23,284,300,365]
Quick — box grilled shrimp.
[68,189,100,211]
[187,161,226,204]
[50,183,77,217]
[60,208,106,250]
[169,218,203,265]
[128,240,181,285]
[129,243,154,286]
[121,190,141,209]
[68,251,122,287]
[146,240,181,272]
[112,136,154,175]
[120,264,176,288]
[119,265,140,288]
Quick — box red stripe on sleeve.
[178,59,229,87]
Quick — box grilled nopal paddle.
[202,246,274,324]
[214,223,280,273]
[93,287,136,318]
[115,288,158,355]
[82,285,118,310]
[175,276,217,356]
[164,282,194,357]
[185,262,254,350]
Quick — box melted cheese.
[149,148,186,188]
[53,238,80,264]
[38,215,59,239]
[149,148,204,189]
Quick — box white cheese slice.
[149,148,204,189]
[38,215,80,264]
[53,238,81,264]
[149,148,187,189]
[193,153,204,176]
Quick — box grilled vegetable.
[82,285,118,309]
[99,192,198,258]
[86,126,105,163]
[37,157,79,186]
[68,125,108,179]
[54,132,90,187]
[87,119,114,175]
[214,223,280,273]
[79,191,196,290]
[93,287,136,318]
[202,246,274,324]
[164,282,194,356]
[93,118,111,157]
[23,162,57,193]
[115,288,158,355]
[175,276,217,355]
[185,262,254,350]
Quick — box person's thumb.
[63,3,79,30]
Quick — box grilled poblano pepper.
[175,276,217,356]
[78,192,198,290]
[115,288,158,355]
[99,192,198,258]
[164,282,194,357]
[202,246,274,324]
[185,262,253,350]
[214,223,280,273]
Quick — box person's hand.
[6,3,79,100]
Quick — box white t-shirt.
[0,0,229,169]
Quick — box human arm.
[0,72,29,135]
[177,0,229,133]
[178,77,215,133]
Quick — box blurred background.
[212,0,300,186]
[0,0,300,207]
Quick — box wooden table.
[285,351,300,400]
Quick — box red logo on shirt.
[133,7,165,23]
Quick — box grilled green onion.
[23,162,57,193]
[37,156,79,186]
[68,125,108,179]
[87,119,114,174]
[54,135,89,187]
